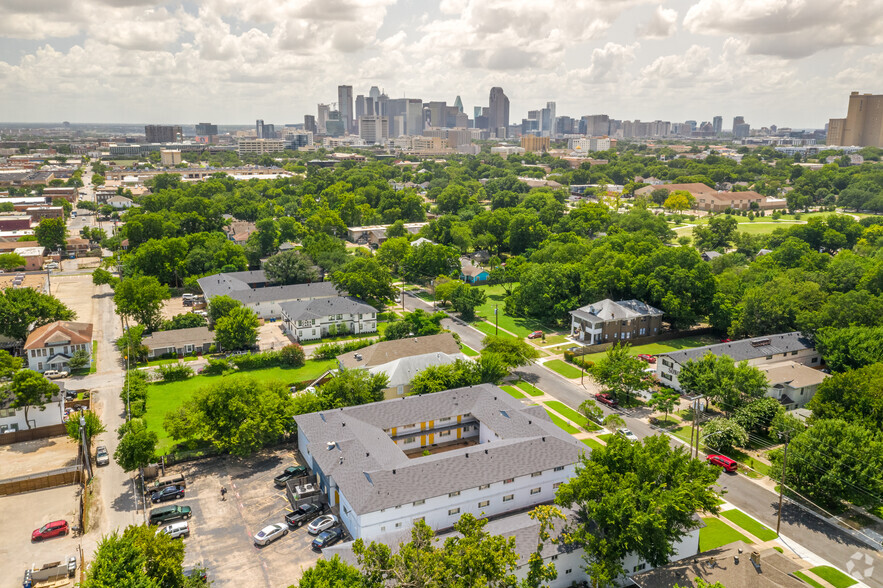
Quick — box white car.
[307,514,339,535]
[254,523,288,546]
[158,521,189,539]
[617,428,639,442]
[45,262,59,270]
[44,370,69,380]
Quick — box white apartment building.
[237,138,285,156]
[280,296,377,342]
[0,391,66,432]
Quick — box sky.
[0,0,881,128]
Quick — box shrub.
[201,358,230,376]
[228,350,281,371]
[156,363,194,382]
[122,370,149,418]
[280,344,306,368]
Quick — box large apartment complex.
[828,91,883,148]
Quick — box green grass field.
[808,566,857,588]
[582,438,604,451]
[501,385,525,399]
[145,360,336,453]
[473,284,559,338]
[699,517,751,552]
[545,400,599,430]
[141,356,199,367]
[544,409,580,434]
[793,571,825,588]
[460,345,480,357]
[472,320,517,339]
[544,359,583,379]
[597,433,614,443]
[578,335,718,364]
[90,341,98,374]
[542,334,569,345]
[720,510,777,542]
[515,380,545,397]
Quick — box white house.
[280,296,377,342]
[655,332,821,393]
[24,321,93,374]
[294,384,584,541]
[106,195,135,209]
[0,390,65,432]
[197,270,340,320]
[760,361,829,410]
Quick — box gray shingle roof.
[279,296,376,322]
[197,271,339,305]
[337,333,461,370]
[142,326,214,349]
[570,299,663,322]
[659,332,814,364]
[295,384,584,515]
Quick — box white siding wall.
[27,343,92,373]
[0,400,65,431]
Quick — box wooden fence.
[0,423,67,445]
[0,465,83,496]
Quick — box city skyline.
[0,0,881,127]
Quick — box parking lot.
[257,321,292,351]
[165,446,329,587]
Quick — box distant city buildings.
[237,138,285,156]
[488,87,510,138]
[338,85,354,134]
[828,91,883,148]
[144,125,182,143]
[194,122,218,143]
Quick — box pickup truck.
[285,502,327,528]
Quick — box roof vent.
[465,453,469,458]
[354,353,362,360]
[750,338,771,347]
[327,441,336,450]
[392,469,396,474]
[542,436,545,442]
[342,422,346,427]
[484,449,488,454]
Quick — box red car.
[637,354,656,363]
[720,337,732,343]
[706,454,738,473]
[528,331,543,339]
[594,393,618,408]
[32,520,69,541]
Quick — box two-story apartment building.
[198,270,340,320]
[295,384,584,541]
[655,332,821,393]
[24,321,93,373]
[280,296,377,342]
[0,390,65,433]
[760,361,828,410]
[569,299,664,345]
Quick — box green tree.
[11,370,60,429]
[331,257,395,305]
[382,309,446,340]
[0,252,25,271]
[113,276,171,332]
[296,556,364,588]
[92,268,119,289]
[732,397,784,434]
[114,419,158,472]
[807,363,883,430]
[579,398,604,425]
[0,349,23,378]
[589,343,649,406]
[434,277,466,306]
[65,409,106,443]
[678,354,767,415]
[280,344,306,368]
[116,324,149,363]
[701,418,749,453]
[402,242,459,283]
[769,411,805,441]
[648,389,680,424]
[376,236,411,275]
[451,283,486,320]
[91,173,105,186]
[214,306,259,351]
[160,313,207,331]
[319,368,388,408]
[693,215,739,251]
[0,286,76,341]
[68,349,90,370]
[206,294,242,324]
[815,326,883,373]
[35,217,68,251]
[663,190,696,212]
[264,250,319,285]
[480,335,540,367]
[603,413,626,431]
[555,435,720,587]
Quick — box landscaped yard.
[807,566,857,588]
[501,385,525,399]
[545,400,599,431]
[544,409,580,434]
[543,359,583,379]
[471,319,517,339]
[473,284,561,338]
[515,380,545,397]
[582,438,604,451]
[460,345,479,357]
[140,355,199,368]
[542,334,569,345]
[793,571,825,588]
[577,335,718,364]
[597,433,614,444]
[720,509,777,541]
[699,517,751,552]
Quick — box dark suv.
[151,485,185,503]
[285,502,327,528]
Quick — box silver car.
[254,523,288,546]
[617,428,639,442]
[158,521,189,539]
[95,446,110,466]
[307,514,339,535]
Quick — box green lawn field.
[472,320,517,339]
[501,385,525,399]
[578,335,717,364]
[515,380,545,397]
[544,409,580,434]
[582,438,604,451]
[808,566,857,588]
[720,509,777,541]
[543,359,583,379]
[472,284,560,338]
[699,517,751,551]
[545,400,598,430]
[460,345,480,357]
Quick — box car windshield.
[39,524,49,533]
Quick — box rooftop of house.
[570,299,663,322]
[459,258,489,277]
[142,326,214,349]
[760,361,828,390]
[197,271,339,305]
[370,352,466,389]
[294,384,584,515]
[24,321,93,349]
[659,332,814,365]
[337,333,461,370]
[280,296,376,322]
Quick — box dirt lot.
[0,437,79,478]
[257,322,292,352]
[162,296,191,321]
[0,485,82,585]
[50,274,98,326]
[164,446,326,587]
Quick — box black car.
[274,466,308,487]
[311,526,344,550]
[151,485,185,503]
[285,502,326,527]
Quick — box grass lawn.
[699,517,751,552]
[597,433,614,443]
[544,359,583,379]
[141,356,199,367]
[671,425,694,445]
[793,571,825,588]
[544,409,580,434]
[472,320,517,339]
[460,345,480,357]
[577,335,717,364]
[90,341,98,374]
[545,400,597,430]
[501,385,525,399]
[582,438,604,451]
[473,284,560,338]
[515,380,545,397]
[808,566,857,588]
[730,450,772,478]
[720,510,777,542]
[146,360,336,453]
[542,334,569,345]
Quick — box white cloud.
[637,5,678,39]
[576,42,639,83]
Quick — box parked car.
[32,520,69,541]
[285,502,327,528]
[274,465,308,487]
[636,354,656,364]
[253,523,288,546]
[720,337,731,343]
[151,485,185,503]
[148,505,192,525]
[95,445,109,466]
[158,521,190,539]
[311,526,345,550]
[617,428,639,442]
[594,393,618,408]
[527,330,543,339]
[45,262,59,270]
[706,454,738,473]
[307,514,339,535]
[44,370,69,380]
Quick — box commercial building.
[280,296,377,342]
[827,91,883,147]
[13,246,45,270]
[633,183,787,212]
[295,384,584,540]
[488,87,510,138]
[145,125,182,143]
[359,116,389,144]
[42,186,78,204]
[346,223,427,245]
[160,150,182,166]
[195,122,218,138]
[570,299,664,345]
[338,85,354,134]
[24,321,94,374]
[197,270,340,320]
[237,138,285,156]
[521,135,550,153]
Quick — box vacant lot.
[0,437,79,478]
[472,284,561,338]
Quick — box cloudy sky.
[1,0,881,128]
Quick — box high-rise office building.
[256,119,264,138]
[581,115,610,137]
[474,106,482,120]
[145,125,182,143]
[369,86,381,102]
[541,102,556,137]
[712,116,723,135]
[304,115,317,135]
[488,87,509,138]
[453,96,464,113]
[828,91,883,148]
[338,85,353,134]
[195,122,217,137]
[732,116,745,131]
[427,101,447,128]
[406,99,424,136]
[377,92,389,117]
[326,110,345,137]
[685,120,698,132]
[255,120,275,139]
[317,104,330,134]
[359,116,389,144]
[355,95,366,121]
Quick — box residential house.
[106,195,134,209]
[760,361,828,410]
[197,270,339,319]
[223,220,257,243]
[459,258,489,285]
[142,327,215,358]
[336,333,466,399]
[569,299,664,345]
[65,238,92,257]
[24,321,93,373]
[410,237,434,247]
[1,390,66,433]
[280,296,377,342]
[701,251,722,261]
[655,332,821,392]
[295,384,584,541]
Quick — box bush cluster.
[313,338,374,361]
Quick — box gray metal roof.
[197,271,339,305]
[279,296,376,322]
[659,332,814,364]
[569,299,663,321]
[295,384,584,515]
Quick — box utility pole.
[46,268,51,295]
[494,305,498,335]
[776,433,791,535]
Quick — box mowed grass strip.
[544,359,583,379]
[460,345,480,357]
[720,509,777,542]
[792,571,825,588]
[545,400,599,431]
[699,517,751,551]
[500,385,525,399]
[472,320,517,339]
[582,438,604,451]
[544,409,580,434]
[809,566,858,588]
[515,380,545,397]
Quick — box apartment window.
[439,430,451,437]
[503,494,514,502]
[791,351,798,356]
[633,563,646,572]
[395,522,402,528]
[395,505,401,509]
[530,487,541,495]
[449,491,460,497]
[448,508,460,516]
[639,328,646,335]
[551,555,558,561]
[403,437,416,444]
[478,500,489,508]
[553,466,564,472]
[662,358,672,368]
[811,357,818,363]
[397,385,404,396]
[766,355,773,360]
[479,484,490,490]
[414,499,425,506]
[404,423,416,429]
[503,478,514,484]
[0,408,15,418]
[531,472,542,478]
[661,372,672,381]
[565,569,573,574]
[553,482,562,490]
[381,526,386,532]
[439,417,451,422]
